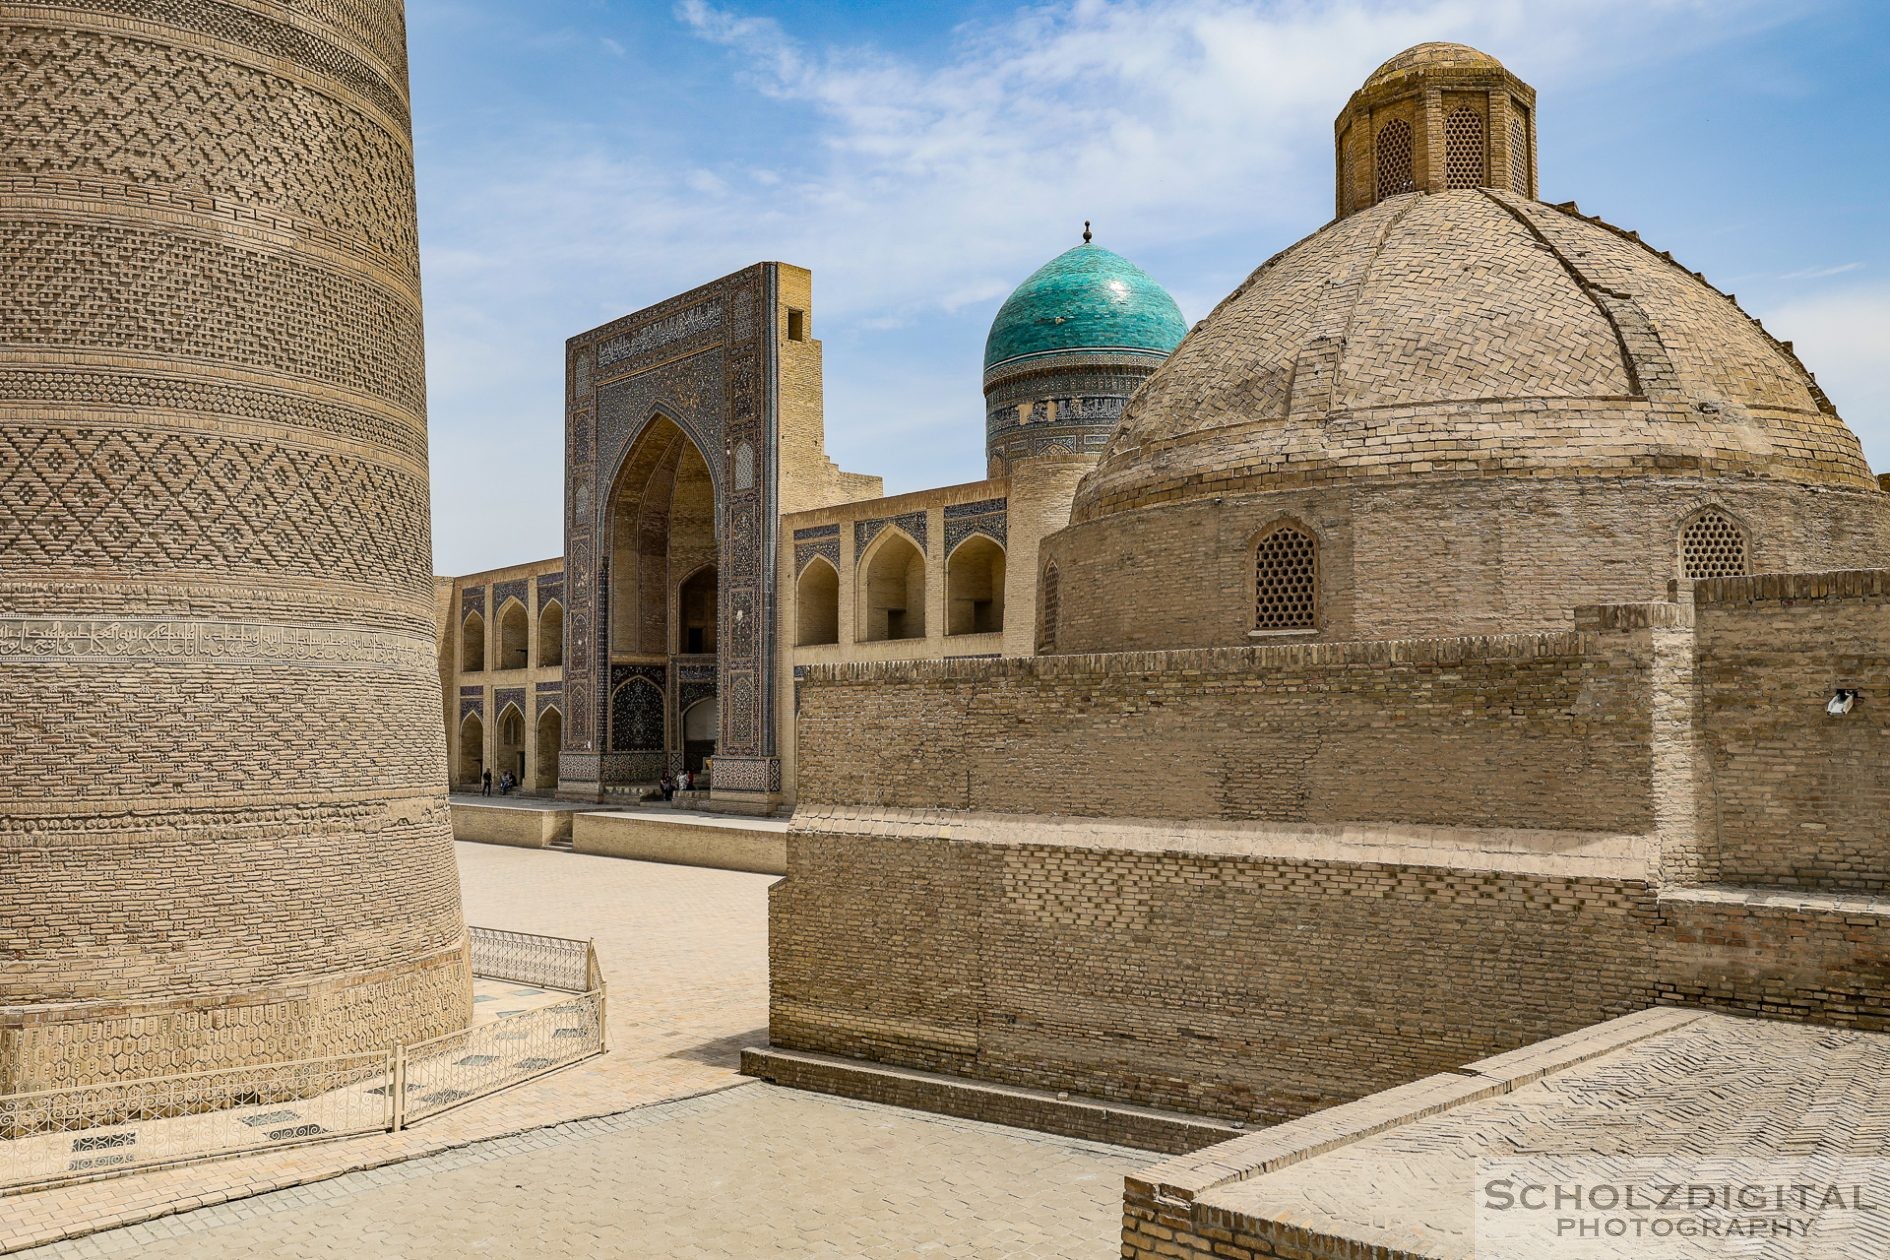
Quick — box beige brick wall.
[796,630,1656,832]
[1042,476,1890,650]
[1692,571,1890,890]
[770,816,1659,1125]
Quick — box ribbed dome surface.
[1362,41,1505,90]
[984,243,1187,373]
[1074,189,1869,522]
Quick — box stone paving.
[1,843,768,1251]
[1202,1013,1890,1258]
[3,843,1151,1257]
[23,1085,1150,1259]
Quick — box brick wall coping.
[787,808,1654,881]
[798,629,1606,686]
[1128,1008,1702,1211]
[1572,600,1691,631]
[1692,567,1890,607]
[1659,884,1890,919]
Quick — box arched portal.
[947,535,1006,635]
[860,531,926,642]
[604,416,720,785]
[461,611,485,673]
[797,557,839,645]
[497,600,529,670]
[682,696,717,775]
[497,704,525,784]
[538,600,564,667]
[458,711,484,787]
[535,706,562,791]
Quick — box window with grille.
[1038,564,1060,653]
[1375,119,1414,199]
[1254,526,1318,631]
[1680,511,1749,580]
[1445,108,1485,189]
[1508,112,1529,196]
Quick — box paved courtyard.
[23,1086,1145,1259]
[5,843,1149,1257]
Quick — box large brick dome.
[1072,188,1874,524]
[1035,48,1890,654]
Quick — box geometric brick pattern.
[0,425,431,595]
[1508,113,1529,195]
[1679,509,1748,580]
[1252,525,1317,630]
[1374,119,1414,198]
[4,21,420,267]
[1443,107,1484,189]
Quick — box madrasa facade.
[440,224,1189,808]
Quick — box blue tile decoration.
[856,510,927,556]
[982,243,1186,372]
[794,523,841,573]
[944,498,1008,553]
[609,664,665,752]
[492,578,529,612]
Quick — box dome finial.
[1082,220,1092,245]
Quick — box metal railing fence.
[468,926,595,992]
[0,927,605,1194]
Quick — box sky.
[409,0,1890,576]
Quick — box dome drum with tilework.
[1034,46,1890,654]
[983,241,1187,476]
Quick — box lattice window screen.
[1038,565,1060,653]
[1445,108,1485,189]
[1375,119,1414,199]
[1509,113,1529,195]
[1680,512,1749,580]
[1254,527,1318,630]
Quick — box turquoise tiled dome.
[983,243,1187,373]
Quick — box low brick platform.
[573,810,787,875]
[741,1046,1242,1155]
[450,798,577,849]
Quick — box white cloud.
[1763,283,1890,471]
[1779,261,1864,281]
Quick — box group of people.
[478,768,517,797]
[656,769,698,801]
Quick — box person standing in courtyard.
[481,767,492,797]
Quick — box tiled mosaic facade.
[0,0,469,1090]
[561,266,783,799]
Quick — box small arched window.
[1679,510,1749,580]
[1254,525,1318,631]
[1037,564,1060,654]
[1445,107,1485,189]
[1375,118,1415,199]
